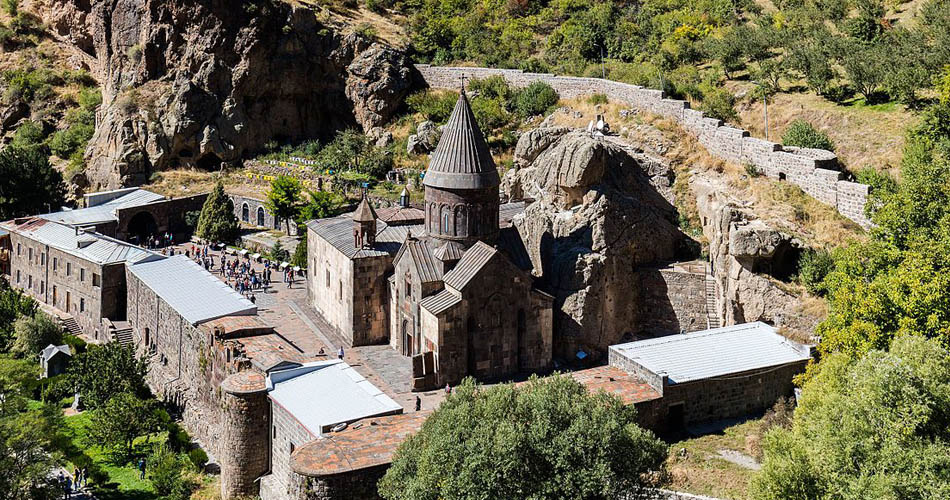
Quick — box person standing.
[138,458,146,480]
[337,346,344,360]
[415,396,421,412]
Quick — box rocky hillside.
[39,0,415,190]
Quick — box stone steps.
[704,274,720,330]
[112,327,134,346]
[61,316,82,337]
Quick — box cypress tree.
[195,182,239,243]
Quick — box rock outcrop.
[506,129,691,357]
[42,0,415,189]
[693,178,818,335]
[406,120,440,154]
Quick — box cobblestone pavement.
[172,243,446,412]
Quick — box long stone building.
[308,91,553,388]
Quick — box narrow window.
[325,269,330,288]
[16,243,20,255]
[92,273,100,287]
[338,280,343,301]
[52,257,57,270]
[66,262,71,276]
[289,442,295,453]
[28,248,32,260]
[80,268,85,282]
[80,298,85,312]
[15,270,20,283]
[405,278,411,299]
[41,253,45,265]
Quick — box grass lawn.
[57,411,161,500]
[665,418,765,500]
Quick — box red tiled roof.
[220,370,266,394]
[291,411,431,477]
[564,366,661,405]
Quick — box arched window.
[429,203,437,232]
[454,206,464,237]
[241,203,249,222]
[256,207,265,226]
[441,205,451,235]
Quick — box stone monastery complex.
[0,90,815,500]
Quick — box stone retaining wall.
[415,64,872,229]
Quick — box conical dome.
[352,196,377,222]
[422,92,499,190]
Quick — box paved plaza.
[172,243,446,411]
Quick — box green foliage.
[87,392,161,459]
[406,91,457,123]
[354,22,378,39]
[265,175,303,234]
[378,375,666,500]
[2,68,57,103]
[512,81,559,118]
[796,247,833,296]
[0,146,67,220]
[315,129,393,180]
[587,93,608,105]
[67,342,149,409]
[195,182,240,243]
[0,393,62,500]
[291,231,308,269]
[752,336,950,499]
[699,85,738,123]
[11,311,63,358]
[782,120,835,151]
[269,240,289,263]
[2,0,17,17]
[297,190,338,224]
[0,277,37,352]
[147,444,192,498]
[48,122,94,159]
[11,120,46,151]
[187,448,208,471]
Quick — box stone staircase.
[704,272,721,330]
[61,316,82,337]
[111,321,134,346]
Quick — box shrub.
[745,163,761,178]
[406,90,457,123]
[354,22,377,39]
[11,120,46,150]
[2,0,17,17]
[467,75,511,100]
[40,374,72,405]
[513,81,559,118]
[587,93,608,105]
[699,86,738,123]
[782,120,835,151]
[148,444,185,497]
[188,448,209,471]
[166,422,192,453]
[48,123,94,159]
[797,247,833,296]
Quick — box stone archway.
[241,203,249,223]
[127,211,158,244]
[256,206,265,226]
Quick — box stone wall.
[220,382,270,499]
[261,402,317,500]
[298,465,387,500]
[637,266,708,335]
[415,64,872,229]
[115,193,208,242]
[230,194,299,236]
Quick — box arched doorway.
[256,207,265,226]
[127,211,158,244]
[241,203,249,223]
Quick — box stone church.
[308,91,553,388]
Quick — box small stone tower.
[219,371,270,499]
[423,91,500,248]
[399,185,410,208]
[353,196,377,249]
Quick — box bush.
[40,374,72,405]
[11,120,46,150]
[187,448,209,471]
[406,91,457,123]
[148,444,186,497]
[699,86,738,124]
[467,75,511,100]
[513,81,559,118]
[796,247,833,296]
[354,22,377,39]
[745,163,762,178]
[782,120,835,151]
[166,422,192,453]
[587,93,608,105]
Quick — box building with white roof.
[261,359,402,497]
[608,322,813,429]
[1,217,163,341]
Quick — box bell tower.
[352,196,377,249]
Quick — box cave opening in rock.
[752,241,803,282]
[196,153,222,170]
[127,211,158,244]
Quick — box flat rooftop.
[291,411,430,477]
[127,254,256,325]
[565,366,661,405]
[609,322,812,385]
[268,360,403,437]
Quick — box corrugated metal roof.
[609,322,812,384]
[41,189,165,226]
[40,344,71,361]
[127,255,256,325]
[432,240,466,262]
[308,215,423,260]
[419,289,461,316]
[268,360,403,437]
[352,197,377,222]
[376,206,425,226]
[423,92,500,190]
[3,218,159,265]
[498,201,526,227]
[443,241,496,290]
[405,239,442,283]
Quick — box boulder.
[406,120,440,155]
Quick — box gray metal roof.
[419,289,462,316]
[40,189,165,226]
[423,92,500,190]
[432,240,466,262]
[353,197,377,222]
[443,241,496,290]
[267,360,403,437]
[609,322,812,385]
[499,201,526,227]
[404,239,442,283]
[127,255,256,325]
[3,218,160,265]
[307,215,423,260]
[40,344,70,362]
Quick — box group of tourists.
[56,466,88,499]
[144,232,174,250]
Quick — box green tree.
[67,342,149,409]
[148,444,191,498]
[195,182,239,243]
[291,231,308,269]
[513,81,559,118]
[0,146,67,220]
[0,277,36,353]
[11,311,63,358]
[751,335,950,500]
[841,43,885,102]
[782,120,835,151]
[265,175,303,234]
[297,190,337,224]
[796,247,834,295]
[86,392,161,459]
[378,375,666,500]
[315,130,393,180]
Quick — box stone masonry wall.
[220,388,270,499]
[415,65,872,229]
[260,402,317,500]
[637,267,707,335]
[230,194,299,236]
[298,465,388,500]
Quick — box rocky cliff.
[505,128,692,357]
[42,0,414,189]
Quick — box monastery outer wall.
[230,194,299,236]
[637,267,708,335]
[415,65,872,229]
